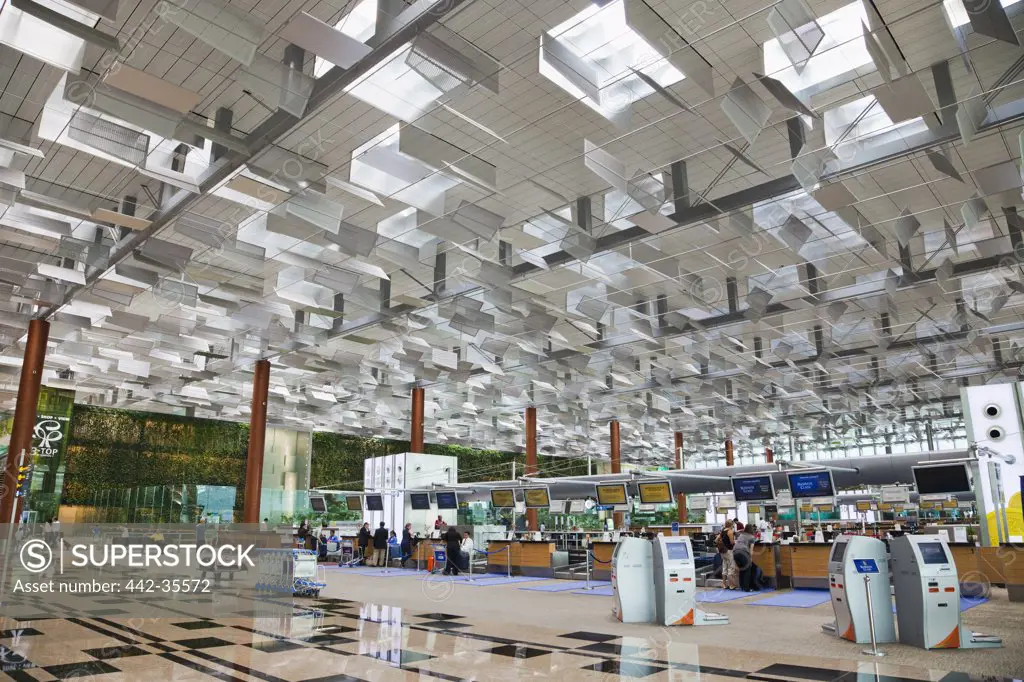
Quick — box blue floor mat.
[571,585,614,596]
[520,581,611,592]
[697,588,774,603]
[748,589,831,608]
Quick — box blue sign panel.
[671,522,680,533]
[853,558,879,574]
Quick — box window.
[314,0,378,78]
[943,0,1021,28]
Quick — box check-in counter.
[946,543,981,584]
[486,540,556,577]
[589,541,616,581]
[751,543,780,589]
[779,543,831,589]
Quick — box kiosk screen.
[919,543,949,565]
[830,542,847,563]
[665,543,689,560]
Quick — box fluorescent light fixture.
[943,0,1020,27]
[539,0,684,123]
[0,0,89,73]
[764,2,874,96]
[161,0,266,66]
[343,44,449,122]
[314,0,378,77]
[823,94,930,158]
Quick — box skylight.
[314,0,378,78]
[763,1,874,95]
[539,0,684,121]
[343,44,446,122]
[943,0,1021,28]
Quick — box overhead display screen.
[731,475,775,502]
[345,496,362,511]
[787,470,835,498]
[409,492,430,510]
[523,487,551,508]
[637,481,672,504]
[596,483,628,506]
[435,491,459,509]
[913,463,972,495]
[364,494,384,511]
[490,489,516,508]
[309,496,326,512]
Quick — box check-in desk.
[589,541,617,581]
[751,543,780,589]
[779,543,831,590]
[486,540,556,577]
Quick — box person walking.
[442,525,462,576]
[357,522,371,565]
[372,522,389,566]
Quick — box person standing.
[372,522,389,566]
[400,523,413,568]
[443,525,462,576]
[733,522,758,591]
[460,531,475,572]
[717,520,737,590]
[357,522,371,565]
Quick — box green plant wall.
[61,407,592,514]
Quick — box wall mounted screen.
[345,495,362,511]
[596,483,628,506]
[637,481,672,504]
[731,475,776,502]
[435,491,459,509]
[912,463,972,495]
[786,470,835,498]
[409,492,430,510]
[364,494,384,511]
[309,495,326,512]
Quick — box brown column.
[725,439,734,467]
[610,420,623,528]
[410,386,425,453]
[0,319,49,523]
[525,406,538,530]
[765,447,774,464]
[242,359,270,524]
[674,432,686,524]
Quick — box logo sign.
[853,558,879,574]
[32,419,63,455]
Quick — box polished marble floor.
[0,596,1017,682]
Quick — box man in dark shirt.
[372,522,389,566]
[443,525,462,575]
[357,522,371,565]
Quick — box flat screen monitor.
[912,463,972,495]
[919,542,949,565]
[637,481,673,504]
[490,489,516,508]
[596,483,628,506]
[409,492,430,510]
[345,496,362,512]
[786,470,835,498]
[830,541,847,563]
[309,496,326,513]
[731,475,775,502]
[435,491,459,509]
[665,542,689,560]
[523,487,550,508]
[364,494,384,511]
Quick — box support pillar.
[242,359,270,524]
[410,387,425,453]
[610,420,622,528]
[0,319,49,523]
[674,432,686,524]
[525,406,538,531]
[725,439,734,467]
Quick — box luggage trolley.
[255,549,327,598]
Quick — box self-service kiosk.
[822,535,895,644]
[611,537,655,623]
[652,535,728,626]
[890,535,1001,649]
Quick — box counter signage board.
[854,558,879,574]
[942,499,958,509]
[855,501,872,512]
[880,485,910,503]
[717,493,736,508]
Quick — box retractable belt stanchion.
[383,545,390,574]
[585,550,592,590]
[507,544,512,578]
[862,574,885,657]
